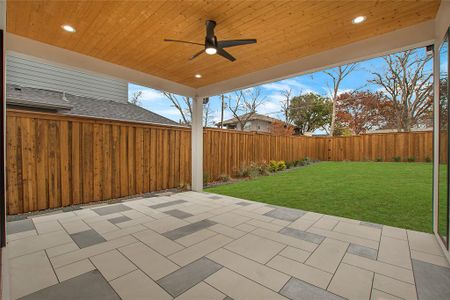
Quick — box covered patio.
[7,192,449,300]
[1,0,450,299]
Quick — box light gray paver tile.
[8,230,73,258]
[205,268,288,300]
[20,270,120,300]
[60,219,91,234]
[267,255,333,289]
[333,221,381,241]
[347,243,378,260]
[279,227,325,244]
[209,223,246,239]
[280,277,345,300]
[148,199,187,209]
[373,273,417,300]
[342,253,415,284]
[54,259,95,282]
[87,220,118,234]
[209,212,251,227]
[378,235,412,269]
[247,219,284,232]
[307,227,379,249]
[253,228,318,252]
[176,229,217,247]
[133,228,184,255]
[371,289,403,300]
[225,233,285,264]
[162,219,216,240]
[169,234,233,266]
[110,269,171,300]
[382,226,407,240]
[50,235,137,268]
[144,216,189,233]
[7,230,37,241]
[407,230,443,256]
[328,263,374,300]
[46,242,79,258]
[91,249,137,281]
[101,224,147,240]
[119,241,179,280]
[360,221,383,229]
[175,282,225,300]
[410,249,450,268]
[288,218,316,231]
[279,246,311,263]
[10,251,58,299]
[208,248,290,291]
[305,238,349,273]
[157,257,222,297]
[234,223,256,232]
[313,216,339,230]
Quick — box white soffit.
[196,20,436,98]
[5,33,197,97]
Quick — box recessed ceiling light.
[352,16,366,24]
[61,24,76,32]
[195,74,202,79]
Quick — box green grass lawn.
[206,162,433,232]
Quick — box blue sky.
[128,48,431,125]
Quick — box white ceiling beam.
[196,20,436,98]
[6,33,197,98]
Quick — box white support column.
[433,43,440,234]
[191,96,203,192]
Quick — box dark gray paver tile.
[360,221,383,229]
[62,205,82,212]
[7,219,35,234]
[280,277,345,300]
[279,227,325,244]
[236,201,251,206]
[162,220,216,240]
[70,229,107,248]
[412,259,450,300]
[108,215,131,225]
[264,207,305,222]
[164,209,193,219]
[19,270,120,300]
[149,200,187,209]
[157,257,222,297]
[209,195,222,200]
[92,204,132,216]
[347,243,378,260]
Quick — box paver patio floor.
[6,191,450,300]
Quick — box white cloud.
[140,89,165,103]
[261,78,319,95]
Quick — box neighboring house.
[5,52,178,126]
[217,113,294,133]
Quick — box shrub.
[277,160,286,171]
[296,160,306,166]
[375,157,383,162]
[425,156,432,163]
[237,166,250,178]
[393,156,401,162]
[218,174,230,182]
[407,156,416,162]
[269,160,279,172]
[286,161,294,169]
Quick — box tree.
[129,91,143,106]
[162,91,214,127]
[270,120,294,136]
[369,49,433,131]
[288,93,331,135]
[323,64,358,135]
[280,88,293,126]
[227,87,265,131]
[335,91,392,135]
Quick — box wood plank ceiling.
[7,1,440,89]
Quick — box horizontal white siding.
[6,52,128,103]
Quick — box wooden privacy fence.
[6,110,434,214]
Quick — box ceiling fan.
[164,20,257,62]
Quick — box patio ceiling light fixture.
[195,74,202,78]
[352,16,367,24]
[61,24,76,32]
[164,20,256,62]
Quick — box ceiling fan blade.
[217,39,257,48]
[206,20,216,40]
[217,48,236,62]
[164,39,204,46]
[190,49,205,60]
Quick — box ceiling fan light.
[205,47,217,55]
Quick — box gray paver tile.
[279,227,325,244]
[162,219,216,240]
[264,207,305,221]
[7,219,35,234]
[412,259,450,300]
[149,200,187,209]
[157,257,222,297]
[92,204,132,216]
[347,243,378,260]
[108,216,132,225]
[280,277,345,300]
[70,229,107,249]
[164,209,193,219]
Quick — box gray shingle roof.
[6,84,179,126]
